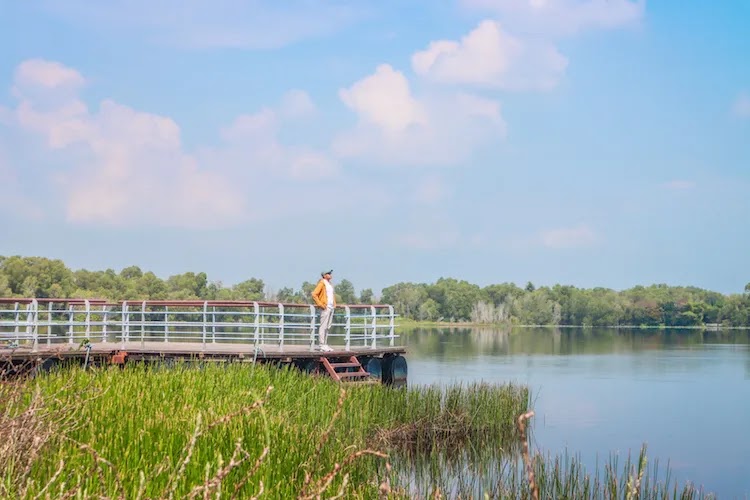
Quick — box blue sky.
[0,0,748,295]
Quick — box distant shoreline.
[397,319,750,330]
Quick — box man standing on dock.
[312,270,336,352]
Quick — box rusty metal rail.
[0,298,398,352]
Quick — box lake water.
[404,327,750,498]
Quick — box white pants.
[318,307,334,345]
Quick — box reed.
[1,362,527,498]
[0,362,715,498]
[408,445,714,499]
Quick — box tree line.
[1,255,749,327]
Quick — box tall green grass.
[2,362,527,498]
[1,362,716,498]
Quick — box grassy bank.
[1,363,715,498]
[1,363,527,498]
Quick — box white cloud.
[13,59,86,90]
[8,59,339,228]
[289,152,338,180]
[334,65,506,166]
[414,175,450,204]
[461,0,644,36]
[42,0,363,50]
[732,93,750,118]
[29,97,244,227]
[339,64,426,133]
[279,89,316,118]
[663,180,696,191]
[209,103,338,182]
[540,223,597,248]
[0,145,45,220]
[412,20,567,90]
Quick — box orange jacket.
[312,279,336,309]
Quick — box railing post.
[84,299,91,340]
[278,303,285,347]
[211,306,217,343]
[121,301,128,348]
[202,301,208,349]
[370,306,377,349]
[102,305,108,342]
[67,303,74,344]
[253,302,260,345]
[141,300,146,346]
[13,302,20,344]
[164,306,169,342]
[309,304,316,349]
[46,301,52,347]
[30,300,38,352]
[388,305,395,346]
[344,305,351,351]
[23,302,30,346]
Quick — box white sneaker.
[320,344,334,352]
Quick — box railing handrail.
[0,298,394,309]
[0,298,399,352]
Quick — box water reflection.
[405,327,750,358]
[403,327,750,498]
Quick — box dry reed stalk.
[298,449,388,500]
[327,473,352,500]
[58,485,82,500]
[626,447,647,500]
[248,480,264,500]
[165,413,202,500]
[517,410,538,500]
[230,447,269,500]
[1,385,55,498]
[136,458,171,500]
[205,385,273,432]
[31,459,64,500]
[73,439,126,500]
[301,386,347,490]
[186,439,248,499]
[161,385,273,499]
[378,461,393,498]
[371,410,477,456]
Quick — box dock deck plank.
[1,341,406,361]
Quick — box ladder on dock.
[320,356,376,384]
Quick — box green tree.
[427,278,482,321]
[1,256,75,298]
[513,290,561,325]
[359,288,374,304]
[418,298,440,321]
[166,272,208,299]
[0,273,10,296]
[136,272,167,299]
[232,278,265,300]
[276,287,297,303]
[335,279,357,304]
[120,266,143,280]
[381,283,427,320]
[482,283,524,307]
[301,281,316,303]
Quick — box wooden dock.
[0,298,408,385]
[1,341,406,362]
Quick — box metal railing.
[0,299,398,352]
